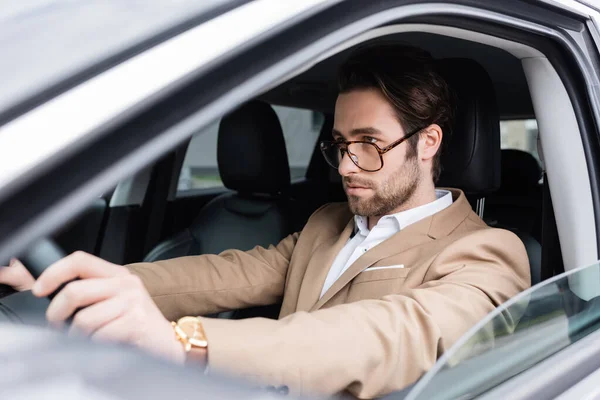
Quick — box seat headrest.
[437,58,501,197]
[500,149,542,193]
[217,101,290,195]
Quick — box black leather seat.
[437,59,501,198]
[436,58,541,286]
[144,101,294,263]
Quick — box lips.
[346,185,368,189]
[344,180,372,196]
[344,179,372,190]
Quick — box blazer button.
[277,386,289,395]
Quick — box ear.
[419,124,443,162]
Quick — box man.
[0,44,530,398]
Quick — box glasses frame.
[320,126,424,172]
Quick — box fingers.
[0,262,21,286]
[46,277,126,326]
[69,295,127,336]
[32,251,127,297]
[0,259,35,291]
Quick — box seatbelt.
[476,197,485,218]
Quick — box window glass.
[178,121,221,192]
[500,119,540,163]
[177,106,323,193]
[406,262,600,400]
[273,105,323,180]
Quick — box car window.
[178,120,221,192]
[177,106,323,193]
[500,119,540,163]
[406,262,600,400]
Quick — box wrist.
[170,333,187,365]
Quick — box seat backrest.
[436,58,501,197]
[144,101,293,263]
[436,59,541,286]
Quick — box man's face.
[333,88,422,217]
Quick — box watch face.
[178,317,208,347]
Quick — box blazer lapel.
[295,218,355,312]
[311,189,472,311]
[311,218,433,311]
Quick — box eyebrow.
[332,127,383,138]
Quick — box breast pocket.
[347,267,411,301]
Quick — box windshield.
[406,261,600,400]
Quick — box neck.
[367,181,437,230]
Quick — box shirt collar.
[354,189,453,235]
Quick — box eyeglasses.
[319,127,423,172]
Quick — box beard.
[343,156,421,217]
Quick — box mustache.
[343,178,373,189]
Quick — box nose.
[338,150,360,177]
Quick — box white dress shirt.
[320,189,453,298]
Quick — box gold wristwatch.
[172,316,208,365]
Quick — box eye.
[363,136,378,143]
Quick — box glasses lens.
[347,142,381,171]
[320,142,342,169]
[320,142,382,172]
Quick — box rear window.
[500,119,540,162]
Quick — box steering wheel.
[0,239,68,325]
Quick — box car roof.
[261,31,534,119]
[0,0,235,120]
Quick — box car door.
[398,261,600,400]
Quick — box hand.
[0,259,35,291]
[31,251,186,364]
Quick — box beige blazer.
[127,189,530,399]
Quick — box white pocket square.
[364,264,405,272]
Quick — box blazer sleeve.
[126,232,299,320]
[196,228,531,399]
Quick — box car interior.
[2,3,600,397]
[34,31,553,321]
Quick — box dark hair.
[337,44,454,182]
